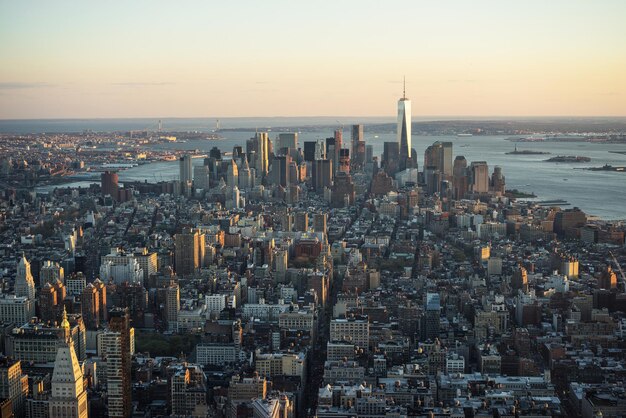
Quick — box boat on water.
[457,133,473,137]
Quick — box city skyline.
[1,0,626,119]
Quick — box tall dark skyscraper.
[272,155,291,187]
[397,79,411,168]
[333,129,343,174]
[351,124,363,156]
[107,307,132,418]
[312,159,333,192]
[303,141,316,162]
[382,142,400,175]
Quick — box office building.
[351,124,363,157]
[0,357,28,418]
[397,80,412,167]
[453,156,468,199]
[0,294,35,325]
[15,254,36,300]
[170,364,207,416]
[227,159,239,189]
[165,282,180,332]
[312,159,333,193]
[294,212,308,232]
[303,141,316,162]
[179,155,193,184]
[101,171,119,200]
[333,129,343,174]
[174,229,206,277]
[330,316,370,352]
[470,161,490,194]
[272,155,291,188]
[49,309,89,418]
[38,280,66,323]
[382,142,400,175]
[40,260,65,287]
[104,308,132,418]
[255,132,270,177]
[277,133,297,152]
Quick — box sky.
[1,0,625,119]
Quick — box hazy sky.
[1,0,625,119]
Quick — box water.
[27,123,626,220]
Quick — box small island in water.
[545,155,591,163]
[506,145,550,155]
[579,164,626,172]
[506,189,537,198]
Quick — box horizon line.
[2,114,626,122]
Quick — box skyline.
[1,0,626,119]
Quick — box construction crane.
[609,251,626,288]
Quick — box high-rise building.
[422,293,441,341]
[193,164,210,190]
[424,141,453,179]
[351,124,363,157]
[491,166,506,195]
[40,260,65,287]
[470,161,490,194]
[333,129,343,174]
[105,308,131,418]
[174,229,206,276]
[314,139,326,160]
[271,155,291,188]
[179,155,193,184]
[312,159,333,192]
[397,80,412,166]
[49,308,89,418]
[101,171,119,200]
[255,132,270,178]
[331,171,356,208]
[277,133,298,152]
[165,282,180,332]
[0,357,29,417]
[170,364,208,416]
[382,142,400,175]
[338,149,350,174]
[227,159,239,189]
[295,212,309,232]
[313,213,327,235]
[303,141,316,162]
[453,156,468,199]
[15,254,36,300]
[82,282,101,329]
[38,280,66,322]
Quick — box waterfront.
[36,130,626,220]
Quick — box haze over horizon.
[1,0,625,119]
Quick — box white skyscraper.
[397,78,412,163]
[49,308,89,418]
[15,254,36,300]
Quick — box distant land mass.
[1,116,626,135]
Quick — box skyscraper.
[397,79,412,167]
[15,254,36,300]
[312,159,333,192]
[470,161,490,194]
[333,129,343,174]
[179,155,193,184]
[174,228,205,276]
[105,308,131,418]
[277,133,297,152]
[49,308,89,418]
[351,124,363,157]
[255,132,270,178]
[101,171,119,200]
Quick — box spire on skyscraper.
[403,75,406,100]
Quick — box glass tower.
[397,79,412,162]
